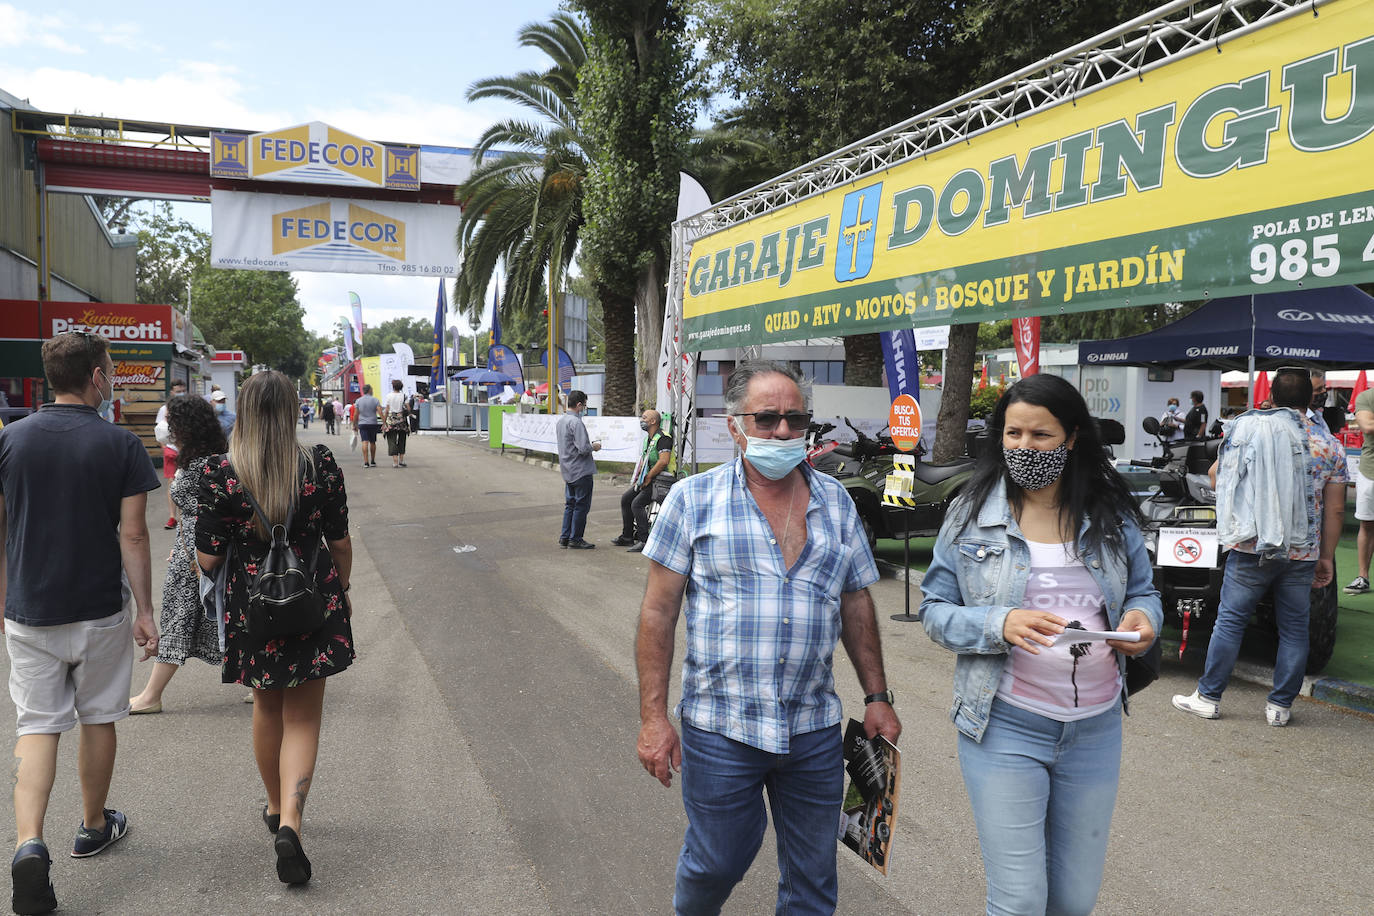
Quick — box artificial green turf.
[871,505,1374,687]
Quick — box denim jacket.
[1214,408,1312,557]
[920,481,1163,742]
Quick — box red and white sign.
[1158,527,1219,568]
[888,394,922,452]
[43,303,174,343]
[1012,316,1040,377]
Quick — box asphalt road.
[7,425,1374,914]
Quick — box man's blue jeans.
[958,698,1122,916]
[561,474,593,541]
[1198,549,1315,708]
[674,723,842,916]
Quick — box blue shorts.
[358,423,380,443]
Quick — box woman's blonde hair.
[228,370,313,540]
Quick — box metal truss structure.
[666,0,1332,467]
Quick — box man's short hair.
[41,332,109,394]
[1272,368,1313,409]
[724,360,809,414]
[567,390,588,409]
[170,380,187,391]
[1190,390,1204,403]
[363,384,373,395]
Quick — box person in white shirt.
[155,380,187,528]
[381,379,409,468]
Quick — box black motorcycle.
[809,419,974,547]
[1129,416,1339,673]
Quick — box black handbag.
[651,472,679,503]
[1125,638,1162,696]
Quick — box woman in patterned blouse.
[196,370,355,886]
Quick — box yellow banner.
[683,0,1374,347]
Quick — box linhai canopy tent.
[1077,287,1374,370]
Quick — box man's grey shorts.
[1357,469,1374,521]
[6,609,133,736]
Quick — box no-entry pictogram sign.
[888,394,922,452]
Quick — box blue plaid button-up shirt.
[642,458,879,753]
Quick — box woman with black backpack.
[196,370,354,886]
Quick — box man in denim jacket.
[1174,369,1347,727]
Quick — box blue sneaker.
[11,839,57,914]
[71,808,128,858]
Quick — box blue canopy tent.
[1078,286,1374,371]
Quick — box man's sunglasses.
[732,410,813,432]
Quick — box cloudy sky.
[0,0,565,336]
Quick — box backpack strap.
[228,455,319,573]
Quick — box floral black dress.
[196,444,354,688]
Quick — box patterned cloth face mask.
[1002,443,1070,491]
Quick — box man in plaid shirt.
[636,361,901,914]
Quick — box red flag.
[1252,370,1271,407]
[1350,370,1369,405]
[1011,317,1041,376]
[978,362,989,389]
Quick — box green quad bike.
[808,419,974,548]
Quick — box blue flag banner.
[430,279,447,395]
[880,329,920,403]
[538,347,576,392]
[489,282,502,347]
[487,344,523,388]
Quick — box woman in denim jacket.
[921,374,1162,916]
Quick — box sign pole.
[885,397,923,622]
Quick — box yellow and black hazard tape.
[881,494,918,508]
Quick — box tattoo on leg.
[11,755,21,787]
[291,775,312,816]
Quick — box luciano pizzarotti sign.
[211,121,419,191]
[682,0,1374,349]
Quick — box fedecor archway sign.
[208,122,459,277]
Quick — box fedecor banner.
[682,0,1374,349]
[210,122,419,190]
[210,190,460,277]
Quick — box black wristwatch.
[864,689,894,705]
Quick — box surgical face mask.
[639,420,651,432]
[94,367,114,417]
[733,417,807,480]
[214,402,226,415]
[1311,390,1326,410]
[1003,443,1070,491]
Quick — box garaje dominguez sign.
[682,0,1374,349]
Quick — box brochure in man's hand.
[836,719,901,875]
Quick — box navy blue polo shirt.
[0,404,161,625]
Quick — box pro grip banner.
[682,0,1374,350]
[211,190,460,277]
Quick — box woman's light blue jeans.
[674,723,842,915]
[958,697,1122,916]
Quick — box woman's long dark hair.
[958,373,1142,558]
[167,395,228,470]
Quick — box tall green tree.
[190,268,305,371]
[697,0,966,386]
[574,0,694,416]
[453,13,589,361]
[129,203,208,307]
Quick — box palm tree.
[453,14,589,347]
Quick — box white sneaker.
[1172,690,1220,719]
[1265,702,1291,727]
[1343,575,1370,595]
